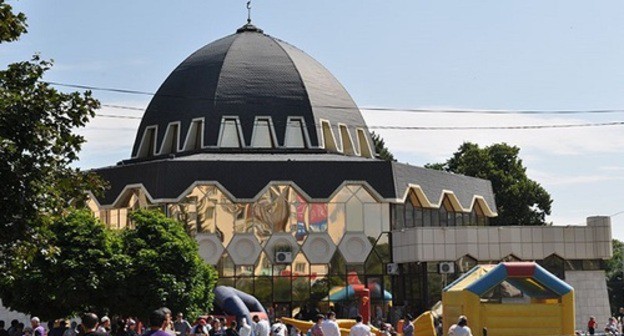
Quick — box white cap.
[31,317,40,324]
[101,316,110,323]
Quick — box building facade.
[87,23,613,327]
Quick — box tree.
[606,239,624,313]
[426,142,552,226]
[0,2,103,265]
[115,210,217,319]
[371,131,395,162]
[0,209,218,319]
[1,4,216,318]
[0,210,128,319]
[0,0,27,43]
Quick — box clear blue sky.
[2,1,623,240]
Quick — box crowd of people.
[0,310,453,336]
[14,305,624,336]
[585,307,624,335]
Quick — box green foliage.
[115,210,217,320]
[0,0,103,270]
[0,210,127,319]
[0,0,27,43]
[370,131,395,162]
[0,56,104,240]
[0,209,217,320]
[310,277,329,302]
[426,142,553,226]
[0,3,216,318]
[606,239,624,281]
[606,239,624,313]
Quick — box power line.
[368,121,624,130]
[46,81,624,115]
[101,104,145,111]
[47,81,624,130]
[363,107,624,115]
[97,114,142,120]
[93,113,624,131]
[46,81,155,96]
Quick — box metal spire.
[246,1,252,24]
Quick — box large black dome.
[131,24,374,160]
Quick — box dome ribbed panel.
[132,35,237,156]
[276,40,372,152]
[131,27,372,158]
[212,32,315,146]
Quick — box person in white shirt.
[97,317,111,335]
[252,316,271,336]
[239,319,251,336]
[320,312,340,336]
[448,316,472,336]
[271,319,287,336]
[349,316,371,336]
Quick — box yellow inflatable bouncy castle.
[442,262,575,336]
[413,311,436,336]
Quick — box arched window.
[160,122,180,154]
[218,117,244,148]
[251,117,277,148]
[465,201,488,226]
[183,118,204,151]
[339,124,355,155]
[539,254,565,280]
[320,120,338,152]
[136,126,157,158]
[439,197,455,227]
[356,128,373,158]
[284,117,307,148]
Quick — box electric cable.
[45,81,624,116]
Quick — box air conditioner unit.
[438,261,455,274]
[275,251,293,263]
[386,263,399,275]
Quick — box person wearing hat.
[190,319,208,336]
[126,320,138,336]
[97,317,111,335]
[448,316,472,336]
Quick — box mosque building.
[86,21,613,327]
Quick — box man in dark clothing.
[49,320,67,336]
[224,322,238,336]
[81,313,109,336]
[126,320,138,336]
[144,309,172,336]
[6,320,19,336]
[0,321,10,336]
[174,313,191,336]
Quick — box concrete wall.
[565,270,611,330]
[392,216,612,263]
